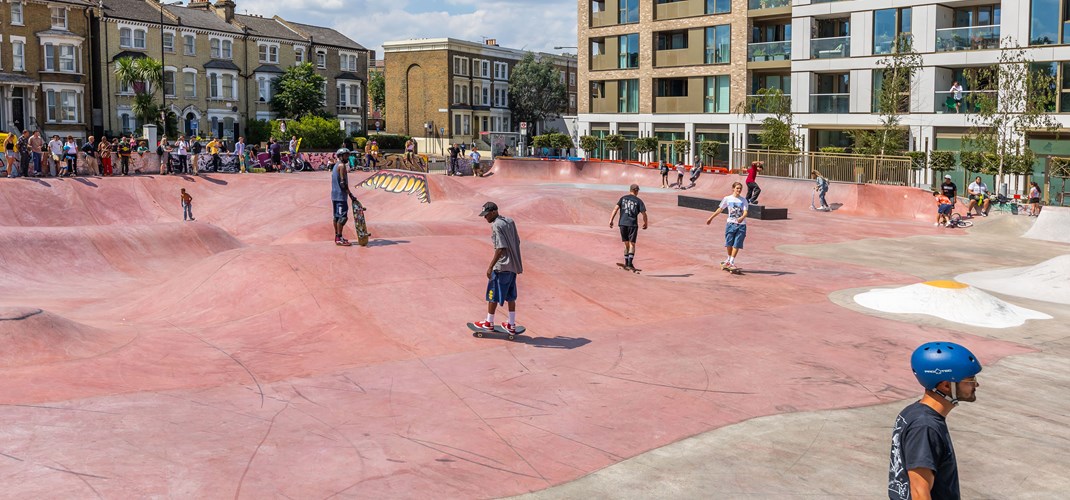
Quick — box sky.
[239,0,580,59]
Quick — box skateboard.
[616,262,641,274]
[352,202,370,246]
[721,264,743,275]
[467,322,526,341]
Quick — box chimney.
[484,38,498,47]
[186,0,211,10]
[213,0,235,21]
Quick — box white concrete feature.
[957,254,1070,306]
[1022,206,1070,244]
[853,281,1051,328]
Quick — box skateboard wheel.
[507,335,515,341]
[476,332,484,338]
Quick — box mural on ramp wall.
[358,170,430,203]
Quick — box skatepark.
[2,159,1068,498]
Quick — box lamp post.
[554,45,578,156]
[160,1,184,137]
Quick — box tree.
[605,134,625,159]
[271,63,328,119]
[964,39,1059,183]
[672,139,690,162]
[699,140,723,166]
[579,135,598,159]
[740,88,798,152]
[270,115,345,150]
[369,70,386,119]
[114,56,163,131]
[851,35,920,157]
[634,136,659,163]
[508,53,567,133]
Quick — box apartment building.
[1,0,94,138]
[577,0,1070,168]
[92,0,367,140]
[383,38,578,155]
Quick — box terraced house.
[92,0,367,140]
[1,0,94,139]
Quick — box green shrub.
[366,133,410,151]
[245,118,272,146]
[579,135,598,157]
[929,150,957,173]
[906,151,927,170]
[819,146,847,154]
[605,134,625,154]
[271,115,346,150]
[672,139,690,161]
[549,132,573,150]
[699,141,723,164]
[352,137,368,150]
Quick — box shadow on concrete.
[365,239,410,247]
[74,177,98,188]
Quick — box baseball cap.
[479,202,498,216]
[944,174,952,179]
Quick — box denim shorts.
[724,222,747,249]
[486,271,518,305]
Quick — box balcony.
[810,93,849,113]
[655,95,703,114]
[935,26,1000,52]
[811,37,849,59]
[748,41,790,62]
[656,47,703,67]
[934,90,997,113]
[656,0,704,20]
[591,9,617,28]
[748,0,789,9]
[745,93,791,113]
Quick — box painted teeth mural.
[358,170,430,203]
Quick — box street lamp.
[554,45,578,155]
[160,1,184,137]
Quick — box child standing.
[659,160,669,188]
[180,188,195,221]
[675,161,686,189]
[705,181,749,271]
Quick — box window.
[258,43,279,63]
[223,74,234,99]
[164,70,176,97]
[340,54,358,71]
[494,61,509,79]
[618,78,639,113]
[482,86,489,105]
[184,72,197,98]
[873,8,912,54]
[295,48,305,63]
[51,7,68,29]
[657,31,688,50]
[134,29,146,49]
[320,81,327,105]
[618,33,639,69]
[339,85,347,106]
[257,77,271,101]
[705,75,730,113]
[211,39,221,58]
[618,0,638,24]
[44,44,55,71]
[705,25,731,64]
[209,73,219,98]
[222,40,232,59]
[120,28,132,48]
[12,41,25,71]
[453,56,469,75]
[163,33,174,53]
[705,0,729,15]
[47,90,82,122]
[120,113,133,134]
[59,45,76,72]
[184,34,196,55]
[316,51,326,69]
[11,3,23,25]
[120,28,146,49]
[656,78,688,97]
[871,68,910,113]
[1030,0,1060,45]
[462,115,470,135]
[481,59,490,77]
[119,79,132,94]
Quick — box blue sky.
[241,0,579,58]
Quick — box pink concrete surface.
[0,162,1030,497]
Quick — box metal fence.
[737,149,916,186]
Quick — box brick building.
[1,0,94,139]
[383,38,577,156]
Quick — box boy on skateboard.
[472,202,524,335]
[609,184,647,272]
[330,148,361,246]
[706,181,749,272]
[745,161,763,204]
[180,188,195,221]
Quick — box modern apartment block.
[1,0,94,139]
[383,38,577,156]
[577,0,1070,168]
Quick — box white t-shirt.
[48,139,63,156]
[968,181,987,195]
[676,163,686,175]
[719,194,749,225]
[176,141,188,155]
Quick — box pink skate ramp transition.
[0,161,1027,497]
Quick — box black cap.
[479,202,498,216]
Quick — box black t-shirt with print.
[941,182,957,200]
[616,194,646,227]
[888,401,960,500]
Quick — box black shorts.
[619,225,638,243]
[1029,197,1040,204]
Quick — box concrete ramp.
[853,280,1051,328]
[1023,206,1070,244]
[957,254,1070,305]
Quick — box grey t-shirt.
[491,216,523,274]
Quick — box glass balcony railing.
[934,90,998,113]
[748,41,791,62]
[935,25,1000,52]
[811,36,849,59]
[810,93,850,113]
[748,0,789,9]
[745,93,791,113]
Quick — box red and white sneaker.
[501,322,517,334]
[335,237,352,246]
[473,320,494,330]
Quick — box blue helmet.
[911,342,982,390]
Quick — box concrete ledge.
[678,195,788,220]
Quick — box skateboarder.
[331,148,361,246]
[705,181,749,271]
[745,161,763,204]
[687,162,702,189]
[472,202,523,334]
[180,188,195,221]
[609,184,648,271]
[659,160,669,188]
[811,169,830,211]
[888,342,981,500]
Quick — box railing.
[737,149,915,186]
[933,90,997,113]
[748,0,789,9]
[745,93,791,113]
[809,93,849,113]
[811,36,849,59]
[935,25,1000,52]
[748,41,791,62]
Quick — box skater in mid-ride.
[469,202,525,337]
[330,148,363,246]
[609,184,648,273]
[706,181,749,274]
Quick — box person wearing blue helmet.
[331,148,361,246]
[888,342,982,500]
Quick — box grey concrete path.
[516,214,1070,499]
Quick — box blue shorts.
[724,222,747,249]
[938,203,953,215]
[486,271,518,305]
[333,200,348,223]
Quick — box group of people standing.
[157,136,247,175]
[3,130,148,178]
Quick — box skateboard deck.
[616,262,641,273]
[467,322,525,340]
[352,204,370,246]
[722,265,743,275]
